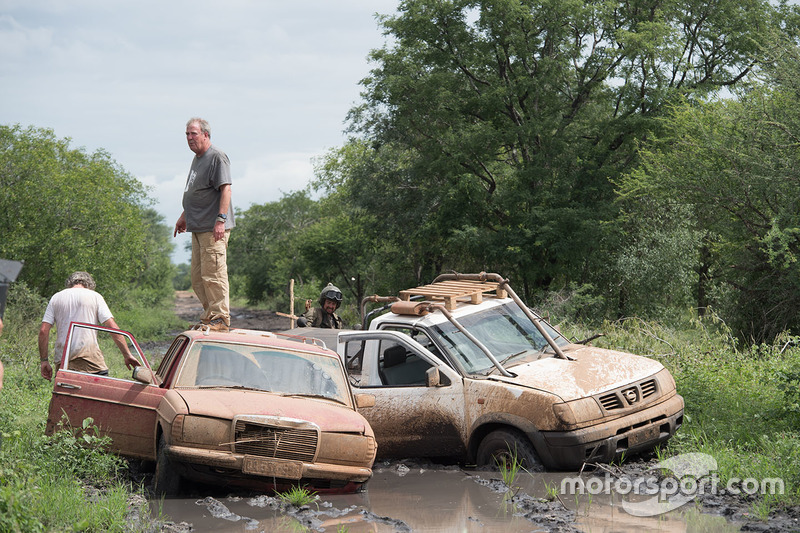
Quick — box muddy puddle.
[150,462,742,532]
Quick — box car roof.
[279,327,341,351]
[180,327,339,358]
[374,297,512,328]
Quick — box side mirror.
[132,366,159,385]
[426,367,440,388]
[354,393,375,408]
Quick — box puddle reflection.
[152,466,741,532]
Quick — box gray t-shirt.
[182,144,235,233]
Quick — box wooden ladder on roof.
[398,279,508,311]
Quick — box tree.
[0,125,156,303]
[227,191,320,304]
[130,208,177,306]
[346,0,790,304]
[618,42,800,340]
[313,141,454,288]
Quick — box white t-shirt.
[42,287,113,363]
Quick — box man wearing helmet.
[300,283,344,328]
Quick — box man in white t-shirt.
[38,271,139,381]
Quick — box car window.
[62,326,143,380]
[382,325,450,367]
[173,340,351,405]
[156,336,188,385]
[343,339,366,373]
[377,341,432,387]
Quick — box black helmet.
[319,283,343,309]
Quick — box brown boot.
[205,319,229,332]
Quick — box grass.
[0,291,179,532]
[496,443,527,487]
[543,481,559,501]
[0,373,153,532]
[275,485,319,507]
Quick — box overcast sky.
[0,0,399,263]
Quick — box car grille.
[597,378,658,411]
[234,420,318,462]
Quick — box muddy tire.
[476,428,543,472]
[154,434,182,496]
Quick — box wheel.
[476,429,543,472]
[154,434,183,496]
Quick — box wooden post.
[289,279,295,329]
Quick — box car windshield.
[173,341,351,405]
[430,302,568,374]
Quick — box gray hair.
[66,271,96,290]
[186,117,211,138]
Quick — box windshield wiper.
[576,333,604,345]
[282,393,348,406]
[487,350,527,374]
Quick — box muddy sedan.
[45,323,377,495]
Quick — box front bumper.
[535,393,685,470]
[167,444,373,483]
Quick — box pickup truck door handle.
[57,382,81,390]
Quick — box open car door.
[339,330,467,458]
[45,322,166,460]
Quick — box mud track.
[173,290,292,332]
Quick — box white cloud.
[0,0,398,263]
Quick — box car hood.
[177,389,368,433]
[489,345,666,401]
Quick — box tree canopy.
[340,0,788,296]
[0,124,173,305]
[227,0,800,342]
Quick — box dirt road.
[173,290,293,331]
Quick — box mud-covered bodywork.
[287,273,684,471]
[45,323,376,494]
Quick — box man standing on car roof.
[174,117,235,332]
[38,271,139,381]
[300,283,344,329]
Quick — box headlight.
[552,397,603,427]
[317,433,377,466]
[174,415,231,450]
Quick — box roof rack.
[398,280,508,311]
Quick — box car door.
[46,323,167,460]
[339,330,466,459]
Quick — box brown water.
[152,465,742,532]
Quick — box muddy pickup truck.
[286,272,684,471]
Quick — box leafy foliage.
[343,0,783,302]
[0,124,174,308]
[227,190,321,306]
[618,40,800,340]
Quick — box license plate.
[242,456,303,479]
[628,424,659,447]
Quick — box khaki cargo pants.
[191,230,231,326]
